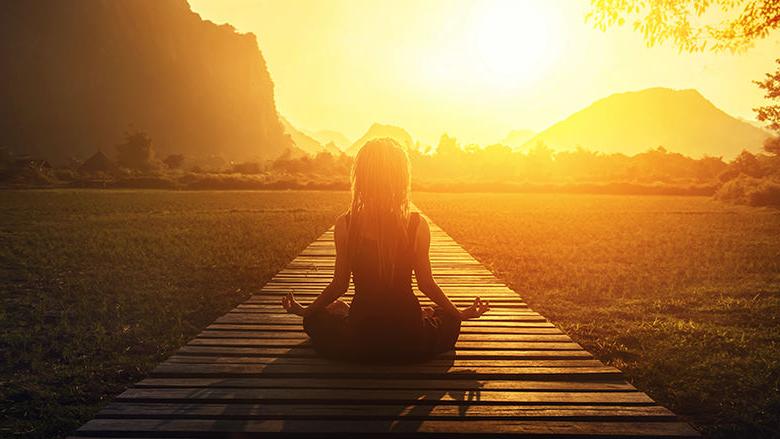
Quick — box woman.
[281,138,489,363]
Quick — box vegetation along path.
[69,212,699,438]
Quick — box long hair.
[347,138,411,283]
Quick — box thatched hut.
[79,150,116,173]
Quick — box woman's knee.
[302,310,324,335]
[433,306,462,325]
[326,300,350,317]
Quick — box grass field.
[0,190,349,439]
[2,190,779,438]
[414,192,780,438]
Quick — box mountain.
[280,118,341,156]
[281,117,322,155]
[310,130,351,151]
[525,88,769,158]
[0,0,291,163]
[738,117,769,131]
[500,129,536,150]
[322,142,342,156]
[347,123,415,155]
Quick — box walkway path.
[70,214,698,438]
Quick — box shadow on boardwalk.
[158,341,485,435]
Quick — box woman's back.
[346,212,424,355]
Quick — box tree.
[116,129,156,171]
[755,59,780,136]
[230,161,263,174]
[435,134,461,156]
[588,0,780,53]
[764,136,780,155]
[163,154,185,170]
[733,149,764,177]
[751,41,780,164]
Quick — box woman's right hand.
[282,292,307,317]
[459,297,490,320]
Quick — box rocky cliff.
[0,0,292,163]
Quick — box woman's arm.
[413,216,489,320]
[282,214,351,317]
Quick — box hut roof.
[79,150,116,173]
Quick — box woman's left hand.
[459,297,490,320]
[282,292,306,316]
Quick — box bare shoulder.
[415,213,430,244]
[334,212,349,243]
[416,213,429,230]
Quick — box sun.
[470,1,556,84]
[421,0,562,93]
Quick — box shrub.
[229,162,263,174]
[714,175,780,207]
[163,154,185,170]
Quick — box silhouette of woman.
[282,138,489,363]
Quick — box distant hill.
[310,130,351,151]
[280,118,342,156]
[347,123,415,155]
[500,129,536,150]
[281,117,321,154]
[738,117,769,131]
[525,88,769,158]
[0,0,291,163]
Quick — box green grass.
[0,189,349,438]
[413,192,780,438]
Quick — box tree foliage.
[163,154,185,170]
[116,130,156,171]
[754,59,780,139]
[588,0,780,53]
[764,136,780,155]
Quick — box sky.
[188,0,780,147]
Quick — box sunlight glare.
[470,0,556,84]
[422,0,562,93]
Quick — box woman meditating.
[281,138,490,363]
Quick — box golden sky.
[188,0,780,147]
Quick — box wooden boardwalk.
[71,214,698,438]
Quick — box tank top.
[344,211,423,355]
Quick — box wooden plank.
[77,419,700,436]
[188,333,573,342]
[188,331,571,347]
[175,346,592,359]
[208,321,556,329]
[199,326,566,334]
[224,310,543,318]
[98,402,678,421]
[133,378,639,392]
[150,363,624,379]
[162,357,605,368]
[114,388,656,404]
[245,301,529,310]
[213,314,550,324]
[244,300,532,310]
[234,305,529,313]
[181,340,586,350]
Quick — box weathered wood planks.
[70,213,698,438]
